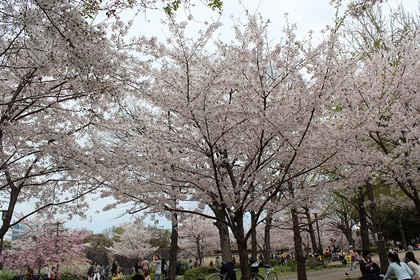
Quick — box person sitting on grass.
[359,249,381,280]
[383,251,413,280]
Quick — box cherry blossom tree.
[330,2,419,270]
[0,0,131,241]
[178,215,219,264]
[326,195,358,247]
[98,10,349,278]
[110,221,158,261]
[0,217,89,275]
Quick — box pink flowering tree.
[178,215,220,264]
[329,1,419,270]
[96,10,349,279]
[0,0,134,241]
[110,221,158,261]
[0,217,89,275]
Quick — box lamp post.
[0,210,8,270]
[314,213,323,255]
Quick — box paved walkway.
[278,266,359,280]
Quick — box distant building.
[11,224,24,241]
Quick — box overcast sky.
[39,0,420,234]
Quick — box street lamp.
[0,210,8,270]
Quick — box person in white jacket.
[384,251,413,280]
[153,255,162,280]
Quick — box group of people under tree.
[88,256,165,280]
[25,265,58,280]
[88,261,111,280]
[132,255,166,280]
[359,250,420,280]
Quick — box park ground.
[276,250,420,280]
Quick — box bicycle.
[207,272,230,280]
[239,261,278,280]
[207,262,238,280]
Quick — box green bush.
[270,259,277,267]
[306,257,317,269]
[177,261,188,275]
[0,270,15,280]
[322,257,331,268]
[183,267,206,280]
[287,258,297,272]
[125,273,136,280]
[369,247,378,255]
[60,270,86,280]
[183,266,219,280]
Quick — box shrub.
[125,273,136,280]
[287,258,297,272]
[60,270,86,280]
[270,259,277,267]
[322,257,331,268]
[0,270,15,280]
[177,261,188,275]
[183,267,206,280]
[306,257,317,269]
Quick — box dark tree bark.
[168,212,179,280]
[264,214,272,265]
[292,207,307,280]
[304,207,318,254]
[251,210,258,261]
[212,205,233,262]
[366,182,388,272]
[355,186,370,250]
[235,213,251,280]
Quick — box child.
[345,251,353,271]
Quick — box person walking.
[111,260,118,275]
[104,264,110,280]
[384,251,413,280]
[153,255,162,280]
[93,261,101,280]
[345,251,353,272]
[349,245,357,269]
[88,263,95,280]
[405,251,420,280]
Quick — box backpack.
[88,266,94,277]
[220,262,236,280]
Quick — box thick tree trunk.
[196,238,203,265]
[356,188,370,250]
[168,212,179,280]
[366,182,388,272]
[397,216,408,250]
[235,213,251,280]
[213,206,233,262]
[264,214,272,265]
[304,208,317,254]
[251,211,257,261]
[292,207,307,280]
[0,187,19,240]
[238,239,251,280]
